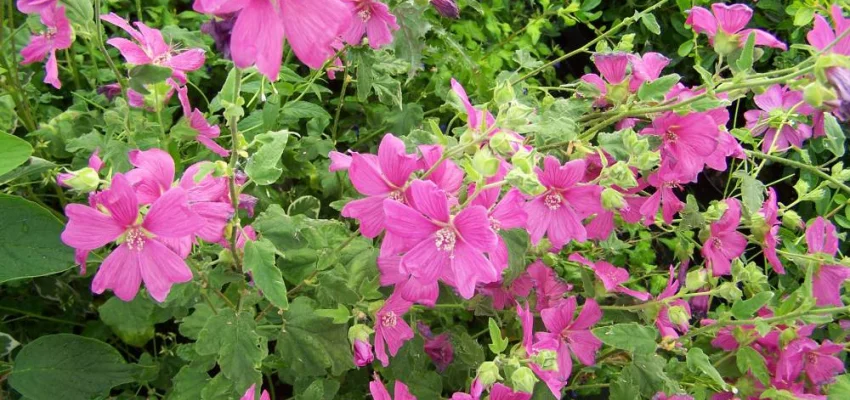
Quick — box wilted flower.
[430,0,459,19]
[200,13,237,60]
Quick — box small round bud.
[601,188,626,211]
[510,367,537,394]
[781,209,804,231]
[476,361,502,386]
[530,349,559,371]
[57,167,100,193]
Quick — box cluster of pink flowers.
[19,0,73,89]
[60,149,255,302]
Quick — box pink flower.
[328,151,353,172]
[450,79,525,149]
[628,52,671,89]
[581,53,630,106]
[640,111,720,182]
[370,376,417,400]
[125,149,176,205]
[101,13,205,84]
[490,384,532,400]
[701,199,747,276]
[469,179,527,271]
[654,266,691,339]
[450,379,484,400]
[419,145,464,195]
[61,174,202,302]
[175,84,229,157]
[758,188,784,274]
[353,338,374,367]
[568,254,649,301]
[20,5,73,89]
[685,3,786,53]
[193,0,352,81]
[342,134,420,238]
[524,157,602,251]
[418,322,454,372]
[777,338,845,385]
[639,167,685,226]
[240,384,271,400]
[744,85,814,152]
[384,179,499,299]
[535,298,602,393]
[805,217,850,306]
[526,261,571,311]
[807,5,850,56]
[16,0,56,14]
[374,291,414,366]
[343,0,399,49]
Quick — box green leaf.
[128,65,173,95]
[314,304,350,324]
[733,171,765,215]
[196,309,267,392]
[736,32,756,72]
[592,323,658,354]
[288,195,321,218]
[8,334,138,400]
[488,318,508,354]
[612,353,680,398]
[501,229,530,282]
[737,346,771,385]
[277,297,353,377]
[638,74,681,102]
[61,0,94,27]
[281,101,332,121]
[824,113,846,157]
[686,348,727,389]
[245,130,291,185]
[793,7,815,26]
[0,133,33,175]
[0,195,74,283]
[98,296,156,347]
[640,12,661,35]
[829,374,850,399]
[0,332,19,357]
[731,291,774,319]
[392,2,431,79]
[677,40,694,58]
[297,379,341,400]
[244,239,289,310]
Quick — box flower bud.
[602,161,638,189]
[715,282,743,302]
[489,131,515,157]
[352,339,374,367]
[781,209,803,230]
[57,167,100,193]
[606,81,630,105]
[510,367,537,394]
[493,80,515,106]
[505,169,545,196]
[632,151,661,172]
[667,305,690,330]
[803,81,833,109]
[472,148,500,178]
[685,269,708,292]
[430,0,459,19]
[476,361,502,386]
[510,148,534,174]
[348,324,374,343]
[712,31,739,56]
[601,188,626,211]
[779,328,798,349]
[530,349,559,371]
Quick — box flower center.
[126,227,146,251]
[358,9,371,21]
[489,216,501,231]
[544,193,562,210]
[152,52,172,66]
[44,27,57,40]
[710,237,723,250]
[388,190,404,202]
[435,228,457,252]
[381,311,398,327]
[664,130,678,143]
[806,352,818,365]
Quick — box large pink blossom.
[744,85,814,152]
[369,376,417,400]
[193,0,352,81]
[777,338,845,385]
[524,157,602,251]
[640,111,720,182]
[685,3,786,52]
[342,0,399,49]
[101,13,205,84]
[805,217,850,306]
[175,84,229,157]
[628,52,671,91]
[20,5,72,89]
[384,179,498,299]
[702,199,747,276]
[568,254,649,301]
[526,261,571,312]
[535,297,602,394]
[61,174,202,302]
[419,144,464,195]
[373,292,414,366]
[342,134,419,238]
[807,5,850,56]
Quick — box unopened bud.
[472,148,500,178]
[510,367,537,394]
[493,81,515,106]
[779,328,798,349]
[530,349,559,371]
[489,131,515,156]
[476,361,502,386]
[430,0,459,19]
[804,81,833,108]
[602,161,638,189]
[57,167,100,193]
[667,305,690,329]
[510,148,534,174]
[348,324,374,343]
[781,209,803,231]
[601,188,626,211]
[685,269,708,292]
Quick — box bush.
[1,0,849,399]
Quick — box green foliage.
[0,195,73,283]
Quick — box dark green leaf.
[98,296,156,347]
[731,291,774,320]
[687,348,727,389]
[592,323,658,354]
[277,297,353,376]
[736,346,771,385]
[0,133,33,175]
[736,32,756,72]
[0,195,74,283]
[128,65,173,95]
[638,74,681,102]
[244,239,289,310]
[196,309,267,392]
[8,334,137,400]
[245,130,291,185]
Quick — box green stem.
[0,305,86,327]
[94,0,127,94]
[1,1,37,132]
[64,49,83,90]
[227,68,244,272]
[745,150,850,197]
[332,70,350,141]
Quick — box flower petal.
[91,244,142,301]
